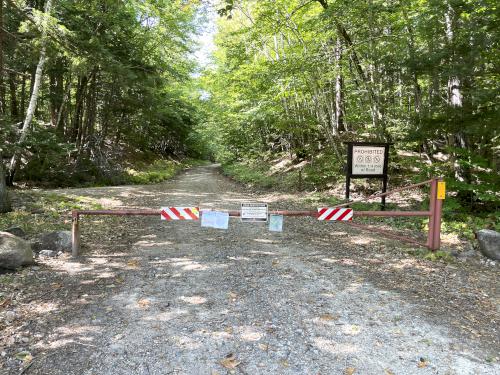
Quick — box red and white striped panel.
[317,207,353,221]
[161,207,199,221]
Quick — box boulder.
[477,229,500,261]
[0,232,34,270]
[38,231,72,252]
[5,227,26,238]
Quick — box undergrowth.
[222,153,499,242]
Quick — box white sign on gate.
[352,146,385,175]
[241,203,268,222]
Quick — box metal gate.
[71,178,444,257]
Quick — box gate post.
[72,211,80,257]
[427,179,443,251]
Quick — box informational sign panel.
[201,210,229,229]
[352,146,386,175]
[241,203,268,222]
[345,142,392,210]
[269,214,283,232]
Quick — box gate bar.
[71,178,443,257]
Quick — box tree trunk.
[0,152,11,213]
[20,74,26,117]
[7,0,53,184]
[56,76,71,137]
[71,74,89,142]
[0,0,5,114]
[444,1,470,185]
[334,38,345,133]
[9,72,19,119]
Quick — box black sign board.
[344,142,392,209]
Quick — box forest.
[0,0,200,199]
[0,0,499,228]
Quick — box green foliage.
[423,250,454,262]
[222,161,277,189]
[301,152,344,190]
[196,0,498,228]
[1,0,203,187]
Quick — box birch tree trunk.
[444,1,470,184]
[7,0,53,184]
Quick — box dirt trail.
[1,165,499,374]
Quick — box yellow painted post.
[437,181,446,200]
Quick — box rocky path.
[1,165,498,374]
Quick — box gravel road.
[2,165,498,375]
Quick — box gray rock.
[477,229,500,261]
[5,311,16,322]
[31,241,43,253]
[5,227,26,238]
[38,231,72,252]
[0,232,34,270]
[39,250,57,258]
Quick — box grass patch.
[0,192,103,237]
[124,158,208,185]
[125,160,182,184]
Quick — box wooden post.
[72,211,80,257]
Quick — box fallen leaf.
[345,367,356,375]
[220,354,240,369]
[228,292,238,301]
[258,343,269,351]
[127,260,140,268]
[320,313,337,321]
[224,326,234,334]
[280,360,289,367]
[384,369,395,375]
[137,299,151,308]
[417,358,428,368]
[15,351,33,363]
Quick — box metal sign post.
[345,142,392,210]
